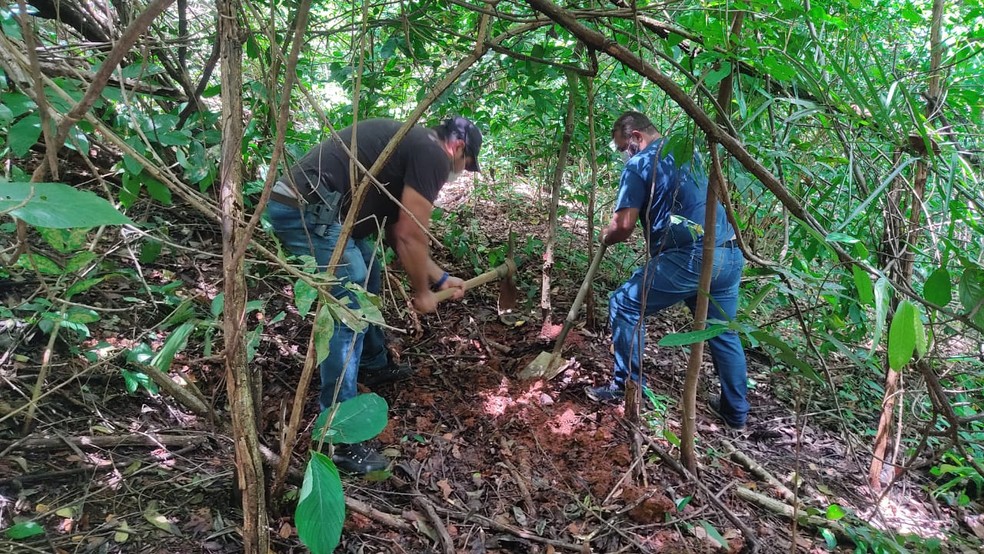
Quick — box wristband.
[431,271,449,291]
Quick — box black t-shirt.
[282,118,450,238]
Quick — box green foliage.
[931,451,984,506]
[4,520,45,539]
[296,452,345,554]
[658,324,728,347]
[298,394,389,553]
[312,393,389,446]
[1,182,133,228]
[4,0,984,549]
[923,267,952,307]
[313,304,335,365]
[958,264,984,328]
[887,301,926,370]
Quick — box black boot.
[358,358,414,387]
[332,442,389,474]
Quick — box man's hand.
[412,289,439,313]
[437,275,466,300]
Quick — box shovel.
[434,257,518,312]
[519,243,608,380]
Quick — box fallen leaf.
[437,479,454,500]
[143,501,182,536]
[114,520,130,543]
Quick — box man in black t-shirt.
[266,117,483,474]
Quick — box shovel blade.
[519,351,563,380]
[497,274,518,312]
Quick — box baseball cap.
[449,116,483,172]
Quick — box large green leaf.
[293,278,318,317]
[762,54,797,81]
[658,325,728,347]
[8,115,41,157]
[1,182,133,228]
[0,103,13,125]
[4,520,45,539]
[313,304,334,365]
[888,301,924,370]
[0,92,35,118]
[853,266,873,306]
[296,452,345,554]
[150,321,196,372]
[698,519,729,548]
[870,277,890,357]
[958,265,984,328]
[923,267,952,307]
[704,62,732,87]
[312,393,388,445]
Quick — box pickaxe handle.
[434,258,517,303]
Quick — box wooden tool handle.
[551,243,608,356]
[433,260,515,302]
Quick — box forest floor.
[1,173,980,553]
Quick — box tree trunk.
[681,10,742,474]
[868,0,942,490]
[539,70,577,333]
[681,142,720,473]
[218,0,269,548]
[583,75,599,330]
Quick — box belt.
[270,191,302,209]
[720,239,738,248]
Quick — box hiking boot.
[585,383,625,404]
[359,359,414,388]
[708,396,746,431]
[332,442,389,474]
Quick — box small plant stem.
[22,317,61,434]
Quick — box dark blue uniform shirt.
[614,138,734,257]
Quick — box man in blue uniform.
[586,111,749,430]
[267,116,482,472]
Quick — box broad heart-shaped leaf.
[658,325,728,347]
[1,182,133,228]
[5,520,45,539]
[313,304,334,365]
[870,277,891,357]
[296,452,344,554]
[312,393,389,445]
[958,264,984,328]
[924,267,952,307]
[888,300,921,370]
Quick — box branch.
[632,424,760,552]
[524,0,984,336]
[31,0,178,181]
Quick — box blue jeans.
[265,200,388,410]
[609,245,749,426]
